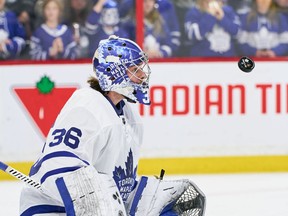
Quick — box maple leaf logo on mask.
[14,75,77,138]
[113,149,137,202]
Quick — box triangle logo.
[14,76,77,138]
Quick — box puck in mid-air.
[238,56,255,73]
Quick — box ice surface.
[0,173,287,216]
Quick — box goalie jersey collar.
[105,96,125,117]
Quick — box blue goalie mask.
[93,35,151,105]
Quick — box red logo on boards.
[14,76,77,138]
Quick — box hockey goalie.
[19,35,205,215]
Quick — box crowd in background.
[1,0,288,60]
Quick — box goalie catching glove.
[125,174,206,216]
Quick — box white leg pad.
[55,166,127,216]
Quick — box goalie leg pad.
[126,176,206,216]
[55,166,127,216]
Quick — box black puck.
[238,56,255,73]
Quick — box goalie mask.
[93,35,151,105]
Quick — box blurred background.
[1,0,288,215]
[1,0,288,60]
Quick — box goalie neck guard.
[93,35,151,105]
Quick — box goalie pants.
[19,185,66,216]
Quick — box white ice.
[0,173,288,216]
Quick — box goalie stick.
[0,161,41,190]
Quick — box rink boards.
[1,59,288,180]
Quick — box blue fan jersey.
[237,12,288,56]
[30,24,77,60]
[0,10,26,59]
[157,0,181,55]
[184,5,240,57]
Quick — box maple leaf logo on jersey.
[113,149,137,202]
[14,75,77,138]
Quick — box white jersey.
[29,87,143,202]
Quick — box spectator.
[227,0,252,14]
[171,0,194,56]
[29,0,77,60]
[92,0,134,18]
[85,0,129,57]
[64,0,92,25]
[275,0,288,19]
[172,0,195,9]
[184,0,240,57]
[33,0,46,28]
[5,0,38,39]
[93,0,136,41]
[116,0,134,18]
[120,1,136,41]
[237,0,288,57]
[144,0,173,58]
[156,0,181,56]
[0,0,26,60]
[63,0,93,58]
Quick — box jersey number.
[49,127,82,149]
